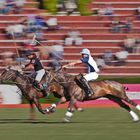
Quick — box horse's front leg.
[33,97,47,114]
[68,102,84,112]
[63,96,77,122]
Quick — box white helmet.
[80,48,91,55]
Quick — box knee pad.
[74,74,84,88]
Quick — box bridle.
[0,68,32,86]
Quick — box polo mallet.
[31,34,63,60]
[11,32,20,58]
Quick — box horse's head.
[0,67,20,84]
[45,69,65,84]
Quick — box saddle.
[29,72,48,97]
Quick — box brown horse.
[42,69,83,112]
[1,67,140,122]
[0,67,82,119]
[45,72,140,122]
[0,67,48,117]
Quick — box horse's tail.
[124,86,129,91]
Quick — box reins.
[46,70,74,85]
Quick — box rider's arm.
[21,60,32,69]
[25,63,31,68]
[63,60,81,68]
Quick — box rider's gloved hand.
[21,64,25,69]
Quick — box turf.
[0,108,140,140]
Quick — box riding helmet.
[80,48,91,55]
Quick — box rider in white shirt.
[63,48,99,97]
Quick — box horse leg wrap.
[136,105,140,111]
[129,111,139,122]
[47,104,56,113]
[65,111,73,117]
[64,111,73,122]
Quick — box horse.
[45,71,140,123]
[0,67,49,118]
[1,66,140,123]
[0,66,83,119]
[40,69,83,112]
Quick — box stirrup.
[85,89,94,97]
[32,81,41,91]
[33,84,41,90]
[88,92,94,97]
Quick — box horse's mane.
[7,66,33,84]
[19,73,33,83]
[46,69,75,85]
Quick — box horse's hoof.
[133,118,139,122]
[45,108,51,114]
[77,108,84,112]
[63,118,71,123]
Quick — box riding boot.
[80,76,94,97]
[33,81,48,97]
[33,80,41,91]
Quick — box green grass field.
[0,107,140,140]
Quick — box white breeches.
[83,72,98,81]
[35,69,45,82]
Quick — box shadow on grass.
[0,118,136,124]
[0,119,62,124]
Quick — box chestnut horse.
[1,67,140,122]
[45,71,140,123]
